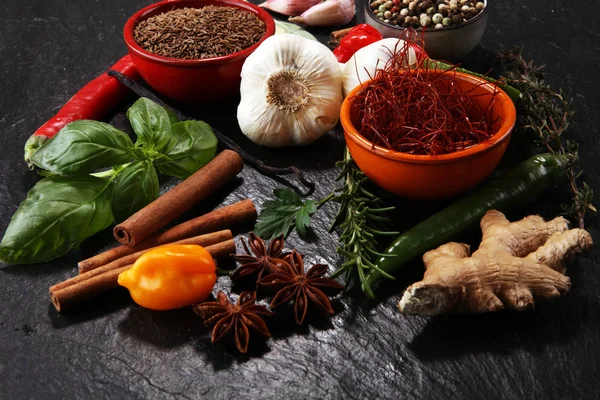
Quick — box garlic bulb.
[237,34,343,147]
[341,38,418,97]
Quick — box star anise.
[193,291,272,353]
[231,233,287,282]
[258,250,344,325]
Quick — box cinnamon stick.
[73,230,230,277]
[50,239,237,312]
[113,149,244,247]
[78,199,255,273]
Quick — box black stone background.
[1,1,599,399]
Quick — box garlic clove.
[288,0,356,27]
[259,0,321,17]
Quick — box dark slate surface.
[1,1,599,399]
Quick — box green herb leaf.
[166,108,180,126]
[29,120,135,176]
[127,97,172,149]
[154,120,218,179]
[274,20,317,41]
[111,160,159,223]
[254,189,317,239]
[0,175,114,264]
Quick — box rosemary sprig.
[253,148,397,296]
[496,48,596,228]
[328,147,398,298]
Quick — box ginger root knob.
[399,210,593,316]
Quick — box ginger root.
[399,210,593,316]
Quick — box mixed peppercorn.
[369,0,485,29]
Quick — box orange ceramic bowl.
[341,71,517,200]
[124,0,275,104]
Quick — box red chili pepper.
[333,24,384,63]
[24,55,140,165]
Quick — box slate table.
[1,1,599,399]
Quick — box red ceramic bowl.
[124,0,275,103]
[341,71,517,200]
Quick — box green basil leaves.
[155,120,218,179]
[0,176,113,264]
[30,121,135,175]
[111,160,159,223]
[1,97,217,264]
[127,97,172,149]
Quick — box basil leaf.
[0,175,113,264]
[127,97,172,148]
[111,160,159,223]
[166,108,180,126]
[254,189,318,239]
[30,120,135,176]
[155,120,218,179]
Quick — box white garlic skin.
[237,34,343,147]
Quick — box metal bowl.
[364,0,489,62]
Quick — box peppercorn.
[369,0,484,29]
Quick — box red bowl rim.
[341,70,517,164]
[123,0,276,67]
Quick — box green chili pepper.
[363,153,566,294]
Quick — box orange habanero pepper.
[118,244,216,311]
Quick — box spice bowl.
[364,0,489,61]
[123,0,275,103]
[341,71,516,200]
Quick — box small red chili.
[24,55,139,165]
[333,24,384,63]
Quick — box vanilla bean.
[108,70,314,193]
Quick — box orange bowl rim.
[341,70,517,164]
[123,0,276,67]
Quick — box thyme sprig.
[497,48,595,228]
[328,147,398,298]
